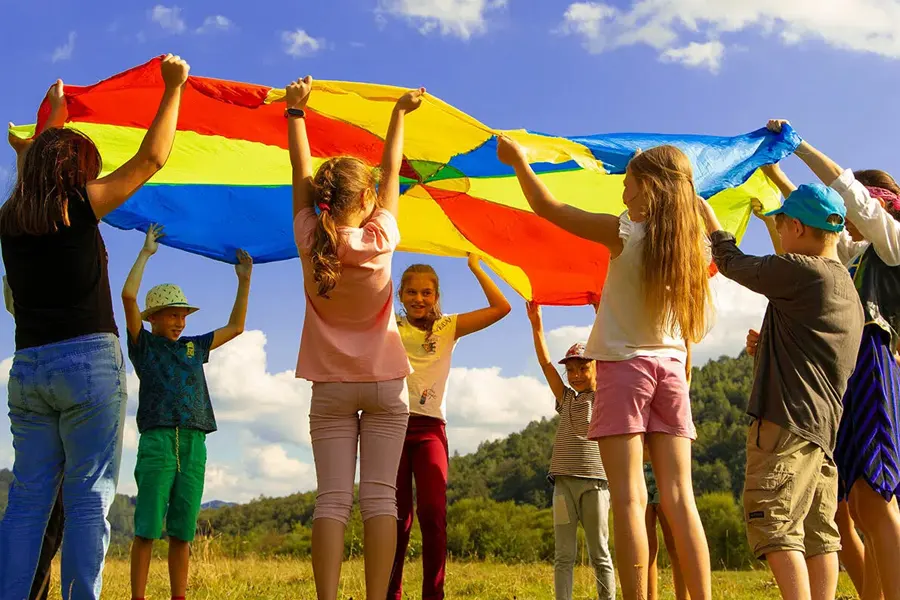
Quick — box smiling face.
[148,307,190,341]
[401,273,439,324]
[564,358,596,393]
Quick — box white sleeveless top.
[585,212,689,363]
[397,314,458,421]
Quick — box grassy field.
[43,557,859,599]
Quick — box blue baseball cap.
[764,183,846,232]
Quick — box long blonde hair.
[628,145,710,343]
[309,157,378,298]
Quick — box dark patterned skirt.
[836,325,900,501]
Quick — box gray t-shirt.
[711,231,864,455]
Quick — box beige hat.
[141,284,200,321]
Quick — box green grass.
[44,556,860,599]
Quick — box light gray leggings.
[552,475,616,600]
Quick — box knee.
[416,496,447,526]
[314,490,354,525]
[359,485,397,522]
[555,544,576,566]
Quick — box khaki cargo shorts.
[743,419,841,559]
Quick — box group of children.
[8,56,900,600]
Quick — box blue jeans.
[0,333,127,600]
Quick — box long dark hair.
[309,156,378,298]
[0,128,102,236]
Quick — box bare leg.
[657,504,689,600]
[312,518,347,600]
[363,515,398,600]
[646,504,659,600]
[835,500,866,596]
[597,434,648,600]
[861,538,884,600]
[767,550,812,600]
[647,434,711,600]
[129,537,154,599]
[851,484,900,600]
[168,538,190,598]
[806,552,839,600]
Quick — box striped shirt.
[550,388,606,480]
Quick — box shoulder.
[433,314,457,335]
[293,208,317,248]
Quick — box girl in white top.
[498,137,713,600]
[387,255,510,600]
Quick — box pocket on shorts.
[744,470,793,523]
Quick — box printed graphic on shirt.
[398,314,458,420]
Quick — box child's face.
[775,215,806,254]
[149,307,190,341]
[623,167,649,223]
[401,275,438,322]
[565,358,596,393]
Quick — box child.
[499,137,713,600]
[123,225,252,600]
[699,173,864,600]
[389,255,511,600]
[526,302,615,600]
[764,120,900,600]
[286,75,425,600]
[644,445,688,600]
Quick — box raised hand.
[142,223,164,255]
[496,135,526,166]
[750,198,766,218]
[46,79,66,112]
[235,249,253,281]
[395,88,426,114]
[7,123,30,157]
[286,76,313,110]
[766,119,790,134]
[525,300,542,328]
[467,253,481,271]
[161,54,190,90]
[746,329,759,356]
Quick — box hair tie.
[866,186,900,212]
[317,202,331,213]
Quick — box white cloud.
[559,0,900,72]
[123,420,138,451]
[197,15,233,34]
[378,0,507,40]
[660,40,724,72]
[150,5,186,34]
[282,29,323,57]
[51,32,76,63]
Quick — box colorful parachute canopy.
[11,57,800,305]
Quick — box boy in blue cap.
[698,182,863,600]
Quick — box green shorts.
[134,427,207,542]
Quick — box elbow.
[121,290,137,302]
[497,302,512,318]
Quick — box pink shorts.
[588,356,696,440]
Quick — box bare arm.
[685,340,693,385]
[497,136,624,256]
[378,88,425,218]
[122,225,164,342]
[526,302,566,401]
[455,255,512,339]
[751,198,784,256]
[285,77,314,219]
[86,55,189,220]
[211,250,252,350]
[9,80,69,172]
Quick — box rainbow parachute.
[11,57,799,305]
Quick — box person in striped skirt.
[527,301,615,600]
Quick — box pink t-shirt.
[294,207,411,383]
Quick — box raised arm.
[286,76,314,219]
[496,136,624,257]
[211,250,252,350]
[122,224,163,342]
[455,255,512,339]
[751,198,784,256]
[9,80,69,172]
[526,301,566,402]
[86,55,189,220]
[378,88,425,218]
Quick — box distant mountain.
[202,500,237,510]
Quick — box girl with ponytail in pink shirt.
[285,76,425,600]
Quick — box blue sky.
[2,0,899,501]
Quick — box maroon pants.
[388,415,449,600]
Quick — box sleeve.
[831,169,900,266]
[293,208,317,251]
[362,209,401,253]
[190,332,216,363]
[555,387,574,414]
[126,327,149,371]
[618,211,635,242]
[710,230,799,300]
[445,314,459,341]
[836,229,867,266]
